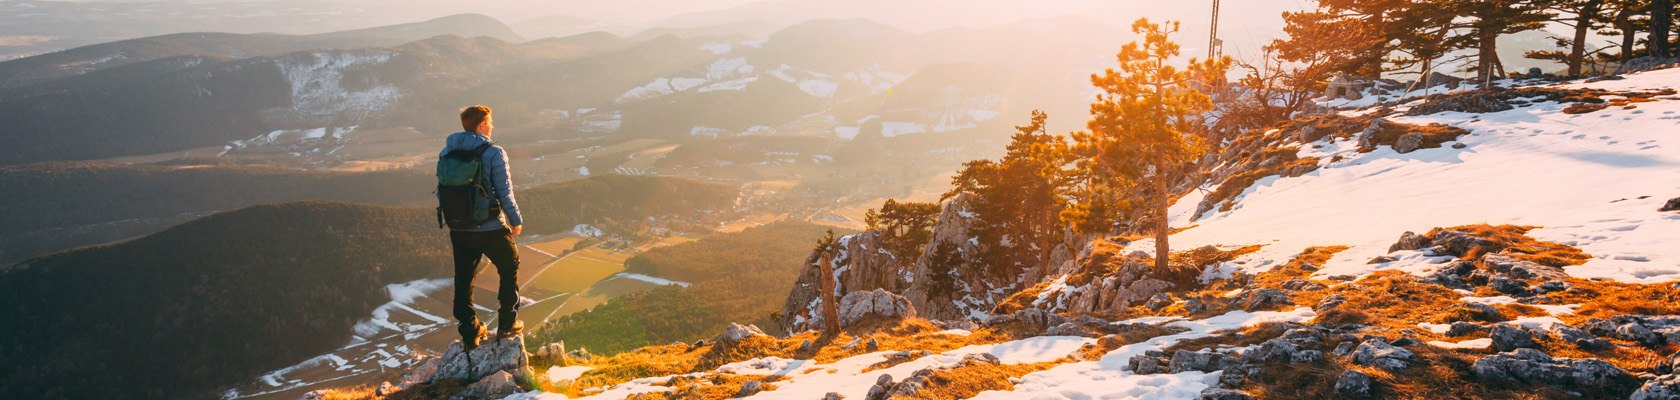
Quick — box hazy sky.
[340,0,1313,59]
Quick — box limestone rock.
[1333,370,1376,399]
[837,289,918,327]
[1473,348,1633,390]
[430,335,531,384]
[449,370,518,400]
[1197,388,1256,400]
[1350,339,1418,371]
[718,323,769,343]
[733,380,764,397]
[1633,374,1680,400]
[1490,325,1538,352]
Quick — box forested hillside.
[0,161,432,265]
[0,201,449,400]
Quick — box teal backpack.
[436,142,500,229]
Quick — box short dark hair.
[460,105,491,132]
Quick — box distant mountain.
[309,13,524,44]
[0,161,434,265]
[511,15,636,39]
[0,201,450,400]
[0,13,522,92]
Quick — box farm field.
[523,247,631,293]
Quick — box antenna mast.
[1207,0,1222,60]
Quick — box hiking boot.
[461,322,489,350]
[498,320,523,339]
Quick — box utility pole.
[1207,0,1222,60]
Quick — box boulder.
[1394,132,1424,154]
[1315,295,1347,312]
[733,381,764,397]
[1554,325,1612,351]
[1350,339,1418,371]
[1473,348,1633,389]
[449,370,518,400]
[430,335,531,384]
[838,289,918,327]
[1169,350,1224,373]
[1662,197,1680,212]
[1633,374,1680,400]
[1280,277,1325,292]
[1447,321,1484,337]
[1488,277,1531,296]
[717,323,770,343]
[1146,293,1174,311]
[1333,370,1376,399]
[823,393,846,400]
[1490,325,1538,352]
[1389,231,1430,252]
[1235,288,1290,311]
[864,374,894,400]
[1197,388,1256,400]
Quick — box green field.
[524,247,631,293]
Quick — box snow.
[934,329,973,336]
[699,42,732,55]
[835,126,861,140]
[276,51,400,118]
[617,77,705,103]
[706,57,754,80]
[351,279,451,340]
[880,121,927,137]
[606,273,692,288]
[571,224,603,237]
[798,79,839,98]
[972,307,1317,399]
[1428,338,1493,349]
[1146,68,1680,285]
[546,366,594,383]
[697,76,758,92]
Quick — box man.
[441,105,525,348]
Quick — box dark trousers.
[450,228,520,340]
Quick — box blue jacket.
[440,131,523,231]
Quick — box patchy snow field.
[1135,67,1680,285]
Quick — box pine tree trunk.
[1619,11,1637,62]
[818,254,840,334]
[1479,31,1500,84]
[1655,0,1675,58]
[1570,2,1602,76]
[1153,166,1170,271]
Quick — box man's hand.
[509,225,523,237]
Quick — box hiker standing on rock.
[436,105,525,349]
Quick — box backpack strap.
[470,142,494,158]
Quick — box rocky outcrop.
[1662,196,1680,212]
[1583,315,1680,347]
[792,289,919,331]
[1350,338,1417,372]
[783,193,1085,329]
[430,336,535,385]
[1472,348,1634,392]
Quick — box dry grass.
[1356,121,1472,154]
[1436,224,1590,267]
[897,360,1067,400]
[1204,152,1321,213]
[1563,103,1609,114]
[1251,246,1347,290]
[305,386,379,400]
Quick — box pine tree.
[947,111,1074,277]
[1083,18,1226,270]
[1536,0,1611,76]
